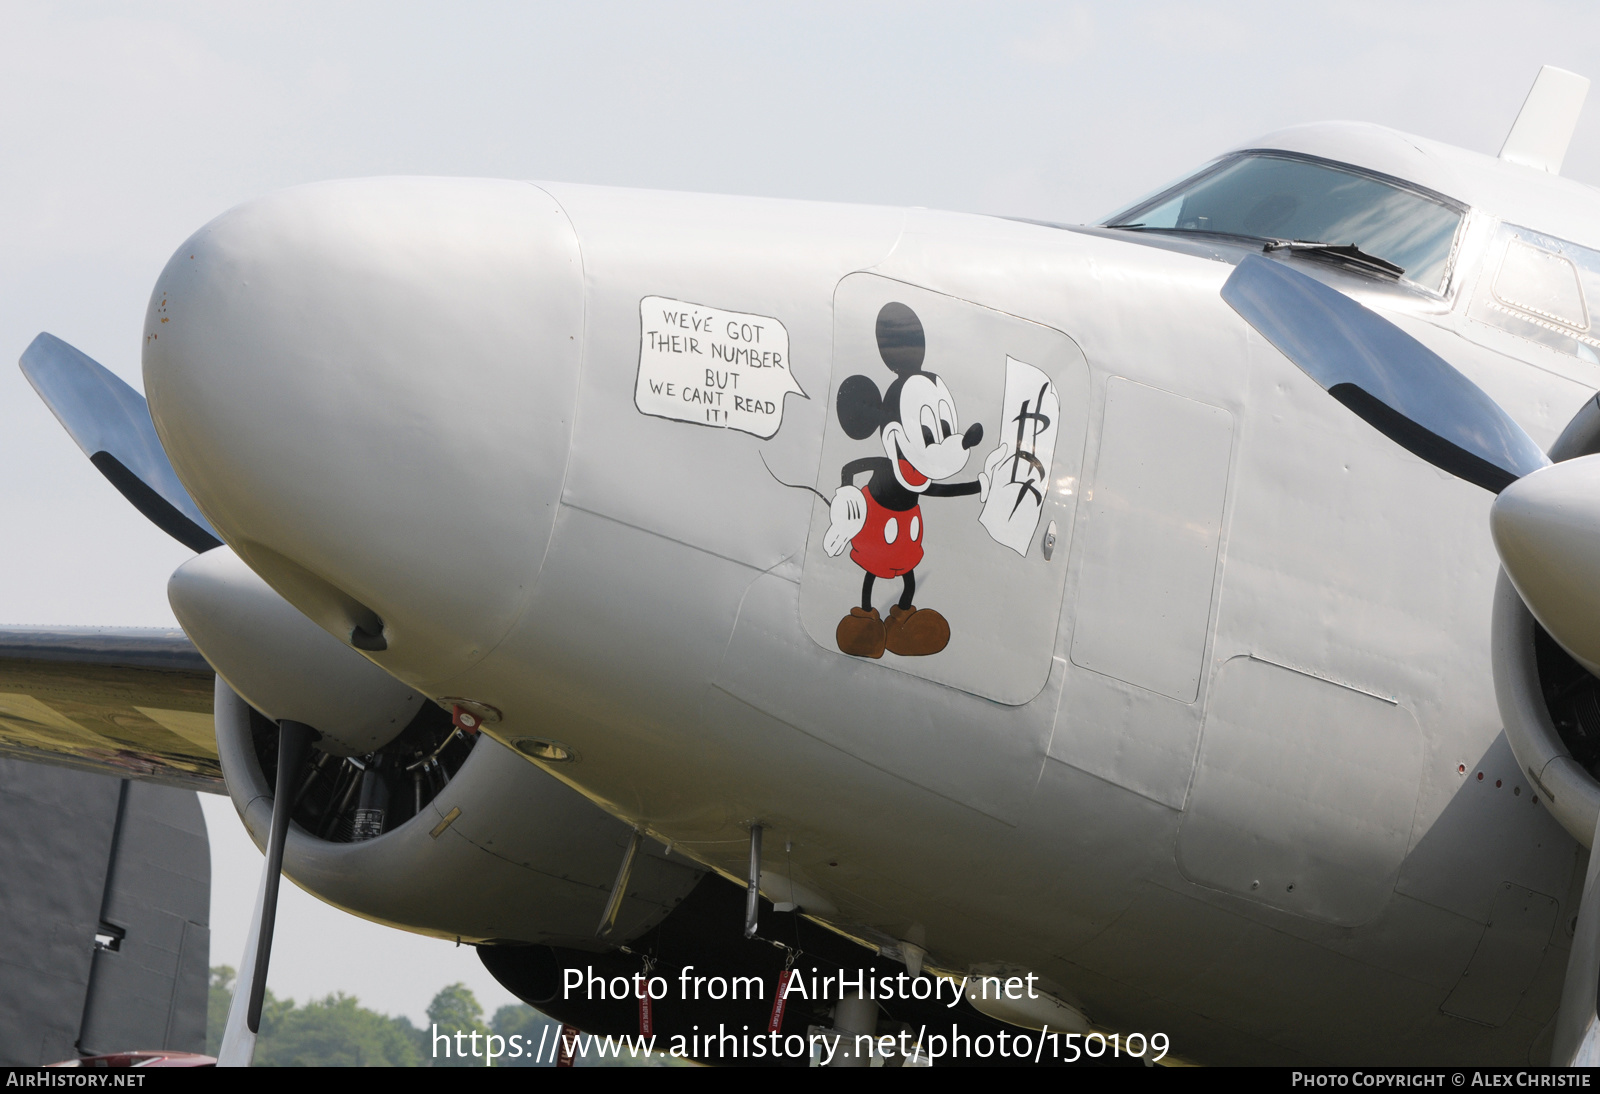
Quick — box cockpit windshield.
[1104,152,1465,291]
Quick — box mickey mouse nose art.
[823,302,1012,659]
[799,275,1085,704]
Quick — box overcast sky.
[4,0,1600,1030]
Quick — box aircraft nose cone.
[1491,453,1600,676]
[143,178,584,689]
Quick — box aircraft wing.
[0,627,221,792]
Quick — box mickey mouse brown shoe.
[836,607,887,659]
[884,605,950,656]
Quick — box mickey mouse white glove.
[824,485,867,556]
[977,442,1013,503]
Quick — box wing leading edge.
[0,628,220,792]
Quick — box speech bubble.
[635,296,806,439]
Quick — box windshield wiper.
[1262,238,1404,279]
[1105,225,1408,280]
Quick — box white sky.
[4,0,1600,1029]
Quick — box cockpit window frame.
[1103,149,1471,297]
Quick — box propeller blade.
[1221,254,1549,493]
[20,332,221,552]
[216,717,315,1067]
[1552,811,1600,1064]
[1492,454,1600,676]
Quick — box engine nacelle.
[1493,573,1600,846]
[213,679,703,946]
[170,547,420,755]
[178,547,702,946]
[1497,395,1600,848]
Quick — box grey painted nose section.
[143,178,584,692]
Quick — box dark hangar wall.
[0,758,210,1064]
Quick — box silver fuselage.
[144,122,1600,1063]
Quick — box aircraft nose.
[143,178,584,690]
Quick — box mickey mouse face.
[835,302,984,492]
[883,372,974,490]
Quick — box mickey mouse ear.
[836,374,884,440]
[876,302,925,374]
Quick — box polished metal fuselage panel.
[138,123,1600,1062]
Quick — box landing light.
[512,737,579,763]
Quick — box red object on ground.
[50,1051,216,1067]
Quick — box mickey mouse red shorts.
[849,488,924,579]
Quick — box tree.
[206,966,234,1056]
[427,982,491,1067]
[254,993,426,1067]
[492,1004,558,1068]
[204,965,428,1066]
[202,966,674,1068]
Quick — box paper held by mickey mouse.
[634,296,806,439]
[980,356,1060,557]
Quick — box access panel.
[799,274,1089,705]
[1178,656,1424,926]
[1068,377,1234,703]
